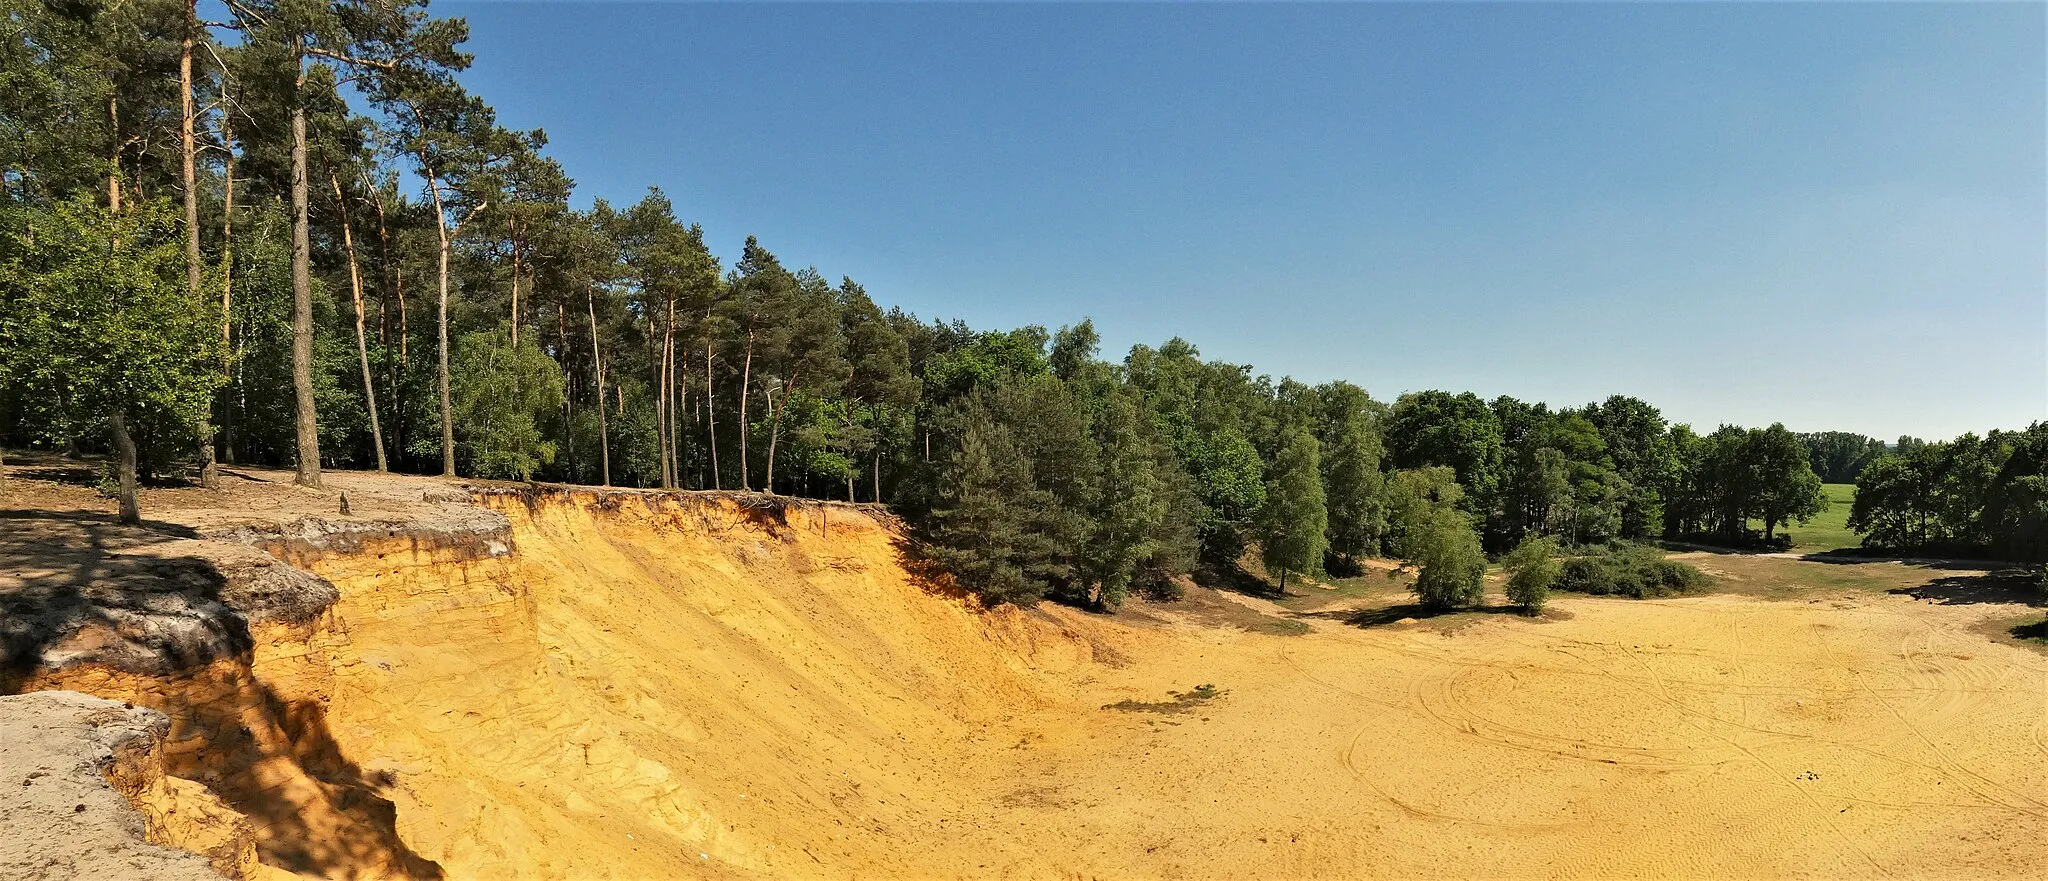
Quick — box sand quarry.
[1,463,2043,880]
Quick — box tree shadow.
[2010,617,2048,644]
[0,510,213,691]
[4,451,195,489]
[1193,562,1284,600]
[142,669,445,878]
[1888,571,2045,607]
[1799,548,2020,571]
[887,533,977,603]
[0,508,442,878]
[1297,602,1538,629]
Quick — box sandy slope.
[5,467,2044,879]
[283,490,2048,879]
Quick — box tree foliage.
[1406,505,1486,611]
[450,327,564,480]
[1258,424,1327,591]
[1850,425,2048,561]
[0,0,1984,611]
[1502,535,1559,613]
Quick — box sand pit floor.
[977,588,2048,880]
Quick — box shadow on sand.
[1888,570,2045,607]
[0,506,443,879]
[1296,602,1563,629]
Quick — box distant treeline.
[1848,425,2048,562]
[1798,431,1887,483]
[4,0,2009,612]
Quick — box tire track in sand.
[1808,621,2048,819]
[1280,641,1584,831]
[1548,633,1896,879]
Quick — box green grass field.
[1758,482,1861,553]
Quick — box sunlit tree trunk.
[181,2,218,489]
[737,330,754,490]
[763,370,801,494]
[558,305,574,476]
[331,174,387,471]
[217,70,237,463]
[423,172,471,478]
[704,338,720,490]
[288,52,322,488]
[508,222,520,347]
[587,283,610,487]
[658,300,676,488]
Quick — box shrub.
[1408,507,1486,610]
[1502,536,1561,613]
[1554,545,1708,599]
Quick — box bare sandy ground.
[3,460,2044,879]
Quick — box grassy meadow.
[1754,482,1861,553]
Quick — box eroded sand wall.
[30,491,1106,879]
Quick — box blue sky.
[441,1,2044,441]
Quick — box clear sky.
[440,1,2045,441]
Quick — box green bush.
[1502,536,1560,613]
[1554,545,1708,598]
[1408,506,1487,610]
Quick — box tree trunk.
[874,451,882,504]
[217,79,236,463]
[704,342,720,490]
[737,331,754,491]
[330,174,387,472]
[288,64,321,489]
[218,91,234,349]
[180,4,217,490]
[762,377,781,494]
[111,408,139,525]
[369,182,404,360]
[671,339,686,488]
[557,305,573,477]
[107,95,121,212]
[763,371,799,495]
[437,218,455,477]
[693,366,705,487]
[507,219,522,347]
[665,299,681,488]
[684,340,700,489]
[425,172,468,478]
[587,283,610,487]
[365,170,402,437]
[655,306,672,488]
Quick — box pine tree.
[1084,391,1167,608]
[922,393,1055,606]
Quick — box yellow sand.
[31,488,2048,878]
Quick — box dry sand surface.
[3,461,2045,879]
